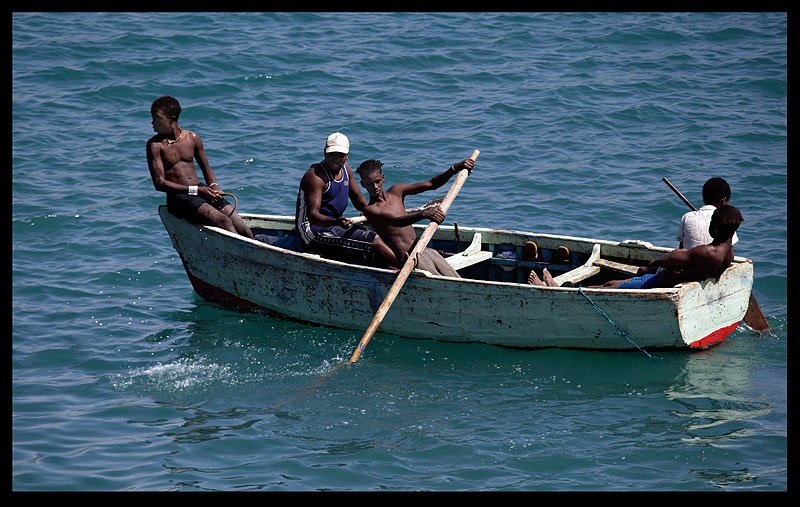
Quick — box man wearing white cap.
[295,132,397,266]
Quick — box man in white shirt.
[676,177,739,250]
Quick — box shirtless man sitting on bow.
[147,95,253,239]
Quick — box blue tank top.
[296,162,350,243]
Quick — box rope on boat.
[577,287,654,358]
[219,192,237,217]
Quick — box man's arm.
[147,141,185,194]
[301,170,351,227]
[346,162,368,211]
[363,205,445,228]
[192,133,217,186]
[646,247,701,270]
[393,158,475,198]
[676,212,688,249]
[191,133,224,203]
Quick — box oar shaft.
[348,150,479,364]
[662,177,697,211]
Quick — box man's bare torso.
[366,187,418,263]
[148,130,200,186]
[660,242,735,286]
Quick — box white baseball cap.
[325,132,350,154]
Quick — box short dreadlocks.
[356,159,384,178]
[151,96,181,121]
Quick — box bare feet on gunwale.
[528,268,560,287]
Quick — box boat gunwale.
[163,208,751,301]
[241,212,751,261]
[159,207,753,349]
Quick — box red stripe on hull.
[689,320,741,348]
[187,273,258,308]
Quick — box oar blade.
[743,292,770,332]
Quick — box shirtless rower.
[528,205,744,289]
[355,157,475,277]
[147,96,254,239]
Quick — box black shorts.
[166,185,231,221]
[307,224,377,264]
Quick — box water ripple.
[13,12,786,491]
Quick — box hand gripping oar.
[348,150,480,364]
[662,177,769,332]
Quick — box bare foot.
[527,269,545,286]
[542,268,560,287]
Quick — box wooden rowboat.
[159,205,753,351]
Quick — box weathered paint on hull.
[160,207,752,350]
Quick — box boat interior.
[243,214,658,288]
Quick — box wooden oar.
[348,149,480,364]
[348,198,444,225]
[662,178,694,212]
[663,177,769,332]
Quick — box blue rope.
[578,287,654,358]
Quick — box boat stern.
[675,260,753,348]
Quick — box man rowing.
[355,157,475,277]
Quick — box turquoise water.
[12,12,786,491]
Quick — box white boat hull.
[159,206,752,351]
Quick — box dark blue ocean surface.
[13,12,786,491]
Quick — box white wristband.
[188,185,198,196]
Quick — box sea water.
[12,12,786,491]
